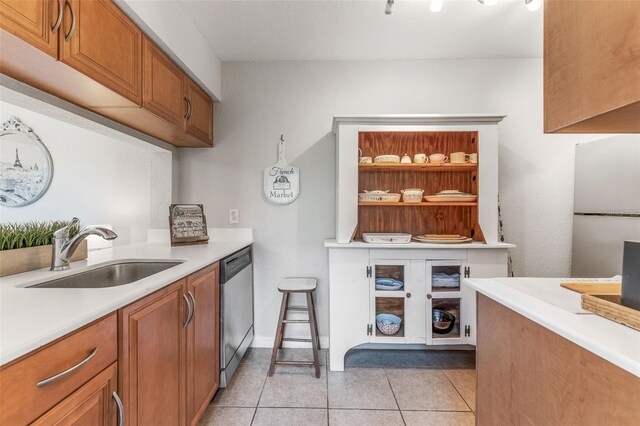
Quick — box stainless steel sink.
[27,260,184,289]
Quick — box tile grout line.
[326,359,330,425]
[441,369,474,414]
[249,366,270,425]
[383,368,407,426]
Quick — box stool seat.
[278,278,317,292]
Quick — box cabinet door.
[186,263,220,425]
[370,260,410,343]
[143,38,187,129]
[0,0,59,57]
[60,0,142,104]
[119,280,187,426]
[32,363,118,426]
[426,261,466,345]
[186,79,213,145]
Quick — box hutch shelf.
[358,202,478,207]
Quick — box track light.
[477,0,498,5]
[385,0,395,15]
[430,0,443,13]
[525,0,541,11]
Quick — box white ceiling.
[178,0,543,61]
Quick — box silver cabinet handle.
[36,347,97,387]
[187,291,196,325]
[52,0,63,33]
[182,293,192,328]
[112,391,124,426]
[64,0,76,41]
[184,97,189,119]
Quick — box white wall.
[117,0,222,100]
[178,58,606,345]
[0,101,172,245]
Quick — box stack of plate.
[424,190,477,203]
[413,234,473,244]
[375,278,404,291]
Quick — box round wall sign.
[0,117,53,207]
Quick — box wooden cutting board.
[560,281,621,295]
[582,294,640,331]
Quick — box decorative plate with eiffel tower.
[0,117,53,207]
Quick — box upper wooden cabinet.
[0,0,214,147]
[143,38,186,128]
[544,0,640,133]
[61,0,142,105]
[0,0,60,57]
[186,79,214,144]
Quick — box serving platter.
[413,236,473,244]
[424,194,478,203]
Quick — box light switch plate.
[229,209,239,224]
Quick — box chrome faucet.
[51,217,118,271]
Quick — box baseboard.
[251,335,329,349]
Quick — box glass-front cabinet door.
[369,260,426,344]
[426,261,471,345]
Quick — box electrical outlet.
[229,209,239,224]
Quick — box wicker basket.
[359,192,401,202]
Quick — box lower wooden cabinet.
[187,263,220,425]
[32,363,120,426]
[0,261,221,426]
[0,314,117,425]
[119,263,221,426]
[119,279,187,426]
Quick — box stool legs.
[309,292,320,350]
[306,292,321,378]
[268,290,321,378]
[269,292,290,376]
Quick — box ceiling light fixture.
[524,0,541,11]
[477,0,498,5]
[430,0,443,13]
[385,0,396,15]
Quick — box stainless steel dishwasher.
[219,246,254,387]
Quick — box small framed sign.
[169,204,209,246]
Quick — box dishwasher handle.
[221,246,252,283]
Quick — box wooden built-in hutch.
[326,115,513,372]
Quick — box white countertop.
[464,277,640,377]
[0,232,252,365]
[325,239,515,249]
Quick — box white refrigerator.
[571,136,640,277]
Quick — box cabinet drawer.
[0,314,117,425]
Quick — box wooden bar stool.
[268,278,321,378]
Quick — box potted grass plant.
[0,220,87,277]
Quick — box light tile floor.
[199,348,476,426]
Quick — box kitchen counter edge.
[0,239,252,366]
[464,277,640,378]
